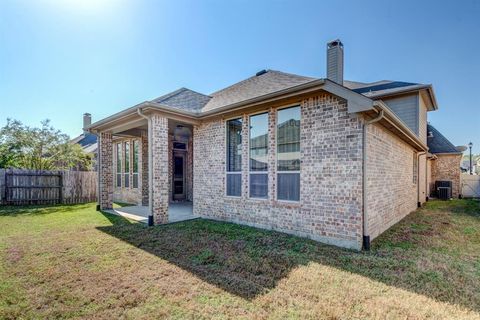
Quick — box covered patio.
[89,102,200,226]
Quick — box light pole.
[469,142,473,175]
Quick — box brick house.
[71,113,98,170]
[87,39,457,250]
[426,124,463,198]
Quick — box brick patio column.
[99,131,113,210]
[151,114,169,224]
[141,130,149,206]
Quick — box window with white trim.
[132,140,139,188]
[116,142,122,187]
[124,141,130,188]
[277,106,300,201]
[226,118,242,196]
[249,113,268,198]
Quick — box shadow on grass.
[96,199,480,311]
[0,203,94,217]
[113,202,136,208]
[0,201,135,217]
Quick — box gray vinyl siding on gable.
[383,94,419,135]
[418,95,428,144]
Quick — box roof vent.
[327,39,344,85]
[255,69,267,76]
[427,131,434,138]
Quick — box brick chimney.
[327,39,344,85]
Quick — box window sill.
[225,195,242,199]
[276,199,300,204]
[248,197,269,202]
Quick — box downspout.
[425,156,429,202]
[362,109,384,251]
[137,108,154,226]
[417,151,427,207]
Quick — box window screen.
[116,143,122,187]
[277,106,300,201]
[124,141,130,188]
[226,118,242,196]
[249,113,268,198]
[132,140,139,188]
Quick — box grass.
[0,200,479,319]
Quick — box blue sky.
[1,0,479,153]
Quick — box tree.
[0,119,93,170]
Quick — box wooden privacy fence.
[0,169,97,205]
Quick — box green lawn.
[1,200,479,319]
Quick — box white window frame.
[225,117,243,198]
[276,104,301,202]
[124,141,130,188]
[132,140,139,189]
[248,111,269,200]
[116,142,122,188]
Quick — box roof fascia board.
[86,102,149,132]
[322,80,374,113]
[432,152,463,156]
[367,85,431,98]
[425,86,438,110]
[199,79,326,117]
[142,104,201,125]
[199,79,374,118]
[87,102,200,133]
[103,118,147,135]
[87,79,375,131]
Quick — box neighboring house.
[426,124,463,197]
[71,113,98,170]
[461,156,479,175]
[88,39,454,250]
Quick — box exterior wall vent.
[327,39,344,85]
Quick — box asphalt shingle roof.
[75,133,97,147]
[149,70,315,113]
[147,71,430,114]
[427,124,459,154]
[202,70,315,112]
[153,88,211,112]
[71,133,98,153]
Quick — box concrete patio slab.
[105,202,196,224]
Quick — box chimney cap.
[83,112,91,116]
[327,39,343,48]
